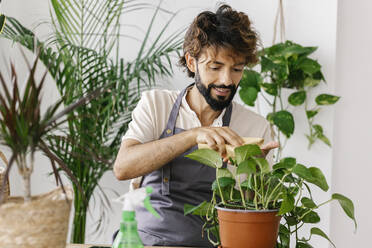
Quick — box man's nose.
[220,69,233,86]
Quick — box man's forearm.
[114,130,196,180]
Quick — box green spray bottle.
[112,186,160,248]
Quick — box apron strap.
[161,83,233,195]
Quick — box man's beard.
[194,70,237,111]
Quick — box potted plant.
[184,143,357,247]
[0,52,101,247]
[239,41,340,159]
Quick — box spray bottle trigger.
[144,195,160,218]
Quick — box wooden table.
[67,244,191,248]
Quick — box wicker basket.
[0,150,9,202]
[0,187,73,248]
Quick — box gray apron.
[137,83,232,247]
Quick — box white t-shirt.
[122,88,275,190]
[123,89,274,144]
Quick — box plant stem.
[253,175,258,209]
[236,175,246,208]
[265,173,289,208]
[72,186,88,243]
[216,168,226,205]
[299,198,333,220]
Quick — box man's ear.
[185,52,196,73]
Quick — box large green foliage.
[1,0,182,243]
[239,41,340,157]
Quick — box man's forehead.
[198,46,245,65]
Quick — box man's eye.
[210,67,220,71]
[233,68,243,72]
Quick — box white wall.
[329,0,372,247]
[1,0,366,247]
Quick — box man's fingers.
[261,141,280,155]
[217,127,244,146]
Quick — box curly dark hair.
[179,4,259,78]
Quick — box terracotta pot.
[216,205,281,248]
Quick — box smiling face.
[186,46,245,111]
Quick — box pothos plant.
[184,145,357,248]
[239,41,339,159]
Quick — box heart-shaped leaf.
[237,159,256,175]
[235,144,262,164]
[254,157,270,174]
[278,193,295,215]
[301,197,316,208]
[302,210,320,223]
[332,193,357,230]
[217,168,233,178]
[186,149,222,168]
[212,177,236,190]
[310,227,336,248]
[239,87,258,107]
[308,167,329,191]
[288,91,306,106]
[315,94,340,105]
[273,110,295,138]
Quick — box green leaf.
[273,157,296,170]
[304,77,321,87]
[310,227,336,248]
[186,149,222,168]
[308,167,329,191]
[240,69,262,90]
[315,94,340,105]
[288,91,306,106]
[254,157,270,173]
[298,58,321,74]
[266,112,275,125]
[302,211,320,223]
[306,109,319,119]
[301,197,316,208]
[273,111,295,138]
[217,168,233,178]
[184,201,211,216]
[293,164,313,181]
[318,134,331,147]
[237,159,256,175]
[261,83,278,96]
[241,178,253,189]
[235,144,262,164]
[239,87,258,106]
[212,177,236,190]
[279,193,295,215]
[332,193,357,230]
[0,15,5,34]
[279,224,290,246]
[296,242,313,248]
[313,124,323,134]
[260,56,278,72]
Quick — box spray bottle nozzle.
[114,186,160,219]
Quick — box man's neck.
[186,85,222,126]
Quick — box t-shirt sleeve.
[122,91,156,144]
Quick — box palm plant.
[1,0,183,243]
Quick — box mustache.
[209,84,236,90]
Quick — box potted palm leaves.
[184,143,357,247]
[0,52,101,248]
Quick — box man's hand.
[220,141,279,163]
[192,126,245,158]
[261,141,279,157]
